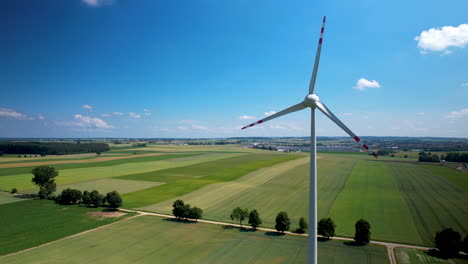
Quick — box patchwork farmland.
[0,144,467,263]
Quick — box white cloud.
[264,111,277,117]
[0,108,34,120]
[101,113,111,117]
[129,112,141,119]
[144,113,152,116]
[113,112,124,116]
[354,78,381,91]
[81,0,115,6]
[415,24,468,54]
[192,124,208,130]
[462,83,468,87]
[144,109,152,112]
[179,120,197,124]
[343,113,353,116]
[239,115,256,120]
[72,114,113,129]
[38,114,45,120]
[82,104,93,110]
[445,108,468,119]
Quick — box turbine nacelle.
[303,93,320,108]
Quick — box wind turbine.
[241,16,377,264]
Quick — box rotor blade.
[308,16,326,94]
[315,101,378,158]
[241,102,307,130]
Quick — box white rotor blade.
[241,102,307,130]
[309,16,326,94]
[315,101,377,158]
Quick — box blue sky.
[1,0,467,138]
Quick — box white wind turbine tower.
[241,16,377,264]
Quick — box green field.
[395,248,468,264]
[0,152,244,191]
[120,153,302,208]
[0,215,389,264]
[23,178,164,195]
[328,161,422,245]
[421,164,468,191]
[0,192,30,205]
[0,199,133,256]
[140,156,357,229]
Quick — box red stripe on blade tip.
[372,152,378,158]
[353,136,361,142]
[321,28,324,33]
[323,16,326,22]
[319,38,323,44]
[258,120,263,124]
[363,144,369,150]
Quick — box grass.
[0,199,132,256]
[420,164,468,191]
[120,153,302,208]
[390,162,468,246]
[328,161,422,245]
[0,152,244,192]
[0,215,389,264]
[23,178,164,195]
[140,155,358,229]
[395,248,468,264]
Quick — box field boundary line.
[0,214,142,259]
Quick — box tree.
[230,207,249,227]
[32,166,59,200]
[82,191,92,206]
[188,207,203,222]
[89,190,105,207]
[106,190,122,209]
[318,218,336,239]
[248,210,262,230]
[275,211,290,234]
[172,199,187,219]
[297,217,308,234]
[435,228,461,256]
[59,188,82,204]
[38,180,56,199]
[354,219,371,243]
[96,151,101,156]
[11,188,17,194]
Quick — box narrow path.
[0,214,142,259]
[121,209,432,264]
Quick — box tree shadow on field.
[239,228,256,233]
[163,218,196,224]
[13,193,36,200]
[265,231,285,237]
[318,237,330,242]
[343,241,367,247]
[101,208,118,212]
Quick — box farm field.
[395,248,468,264]
[0,152,245,191]
[119,153,303,208]
[141,155,357,229]
[0,215,389,264]
[0,199,133,256]
[23,178,164,195]
[0,192,30,205]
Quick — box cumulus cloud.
[264,111,277,117]
[445,108,468,119]
[72,115,113,128]
[415,24,468,54]
[0,108,34,120]
[81,0,115,6]
[101,113,112,117]
[113,112,123,116]
[192,124,208,130]
[38,114,45,120]
[129,112,141,119]
[354,78,381,91]
[82,104,93,110]
[239,115,256,120]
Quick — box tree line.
[0,142,110,155]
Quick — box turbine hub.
[303,93,320,107]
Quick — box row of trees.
[172,200,203,221]
[57,188,122,209]
[442,152,468,163]
[0,142,109,155]
[435,228,468,256]
[419,152,441,162]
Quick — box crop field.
[0,215,389,264]
[420,164,468,191]
[0,199,133,256]
[395,248,468,264]
[0,192,30,205]
[119,153,303,208]
[0,152,244,191]
[23,178,164,195]
[141,156,358,228]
